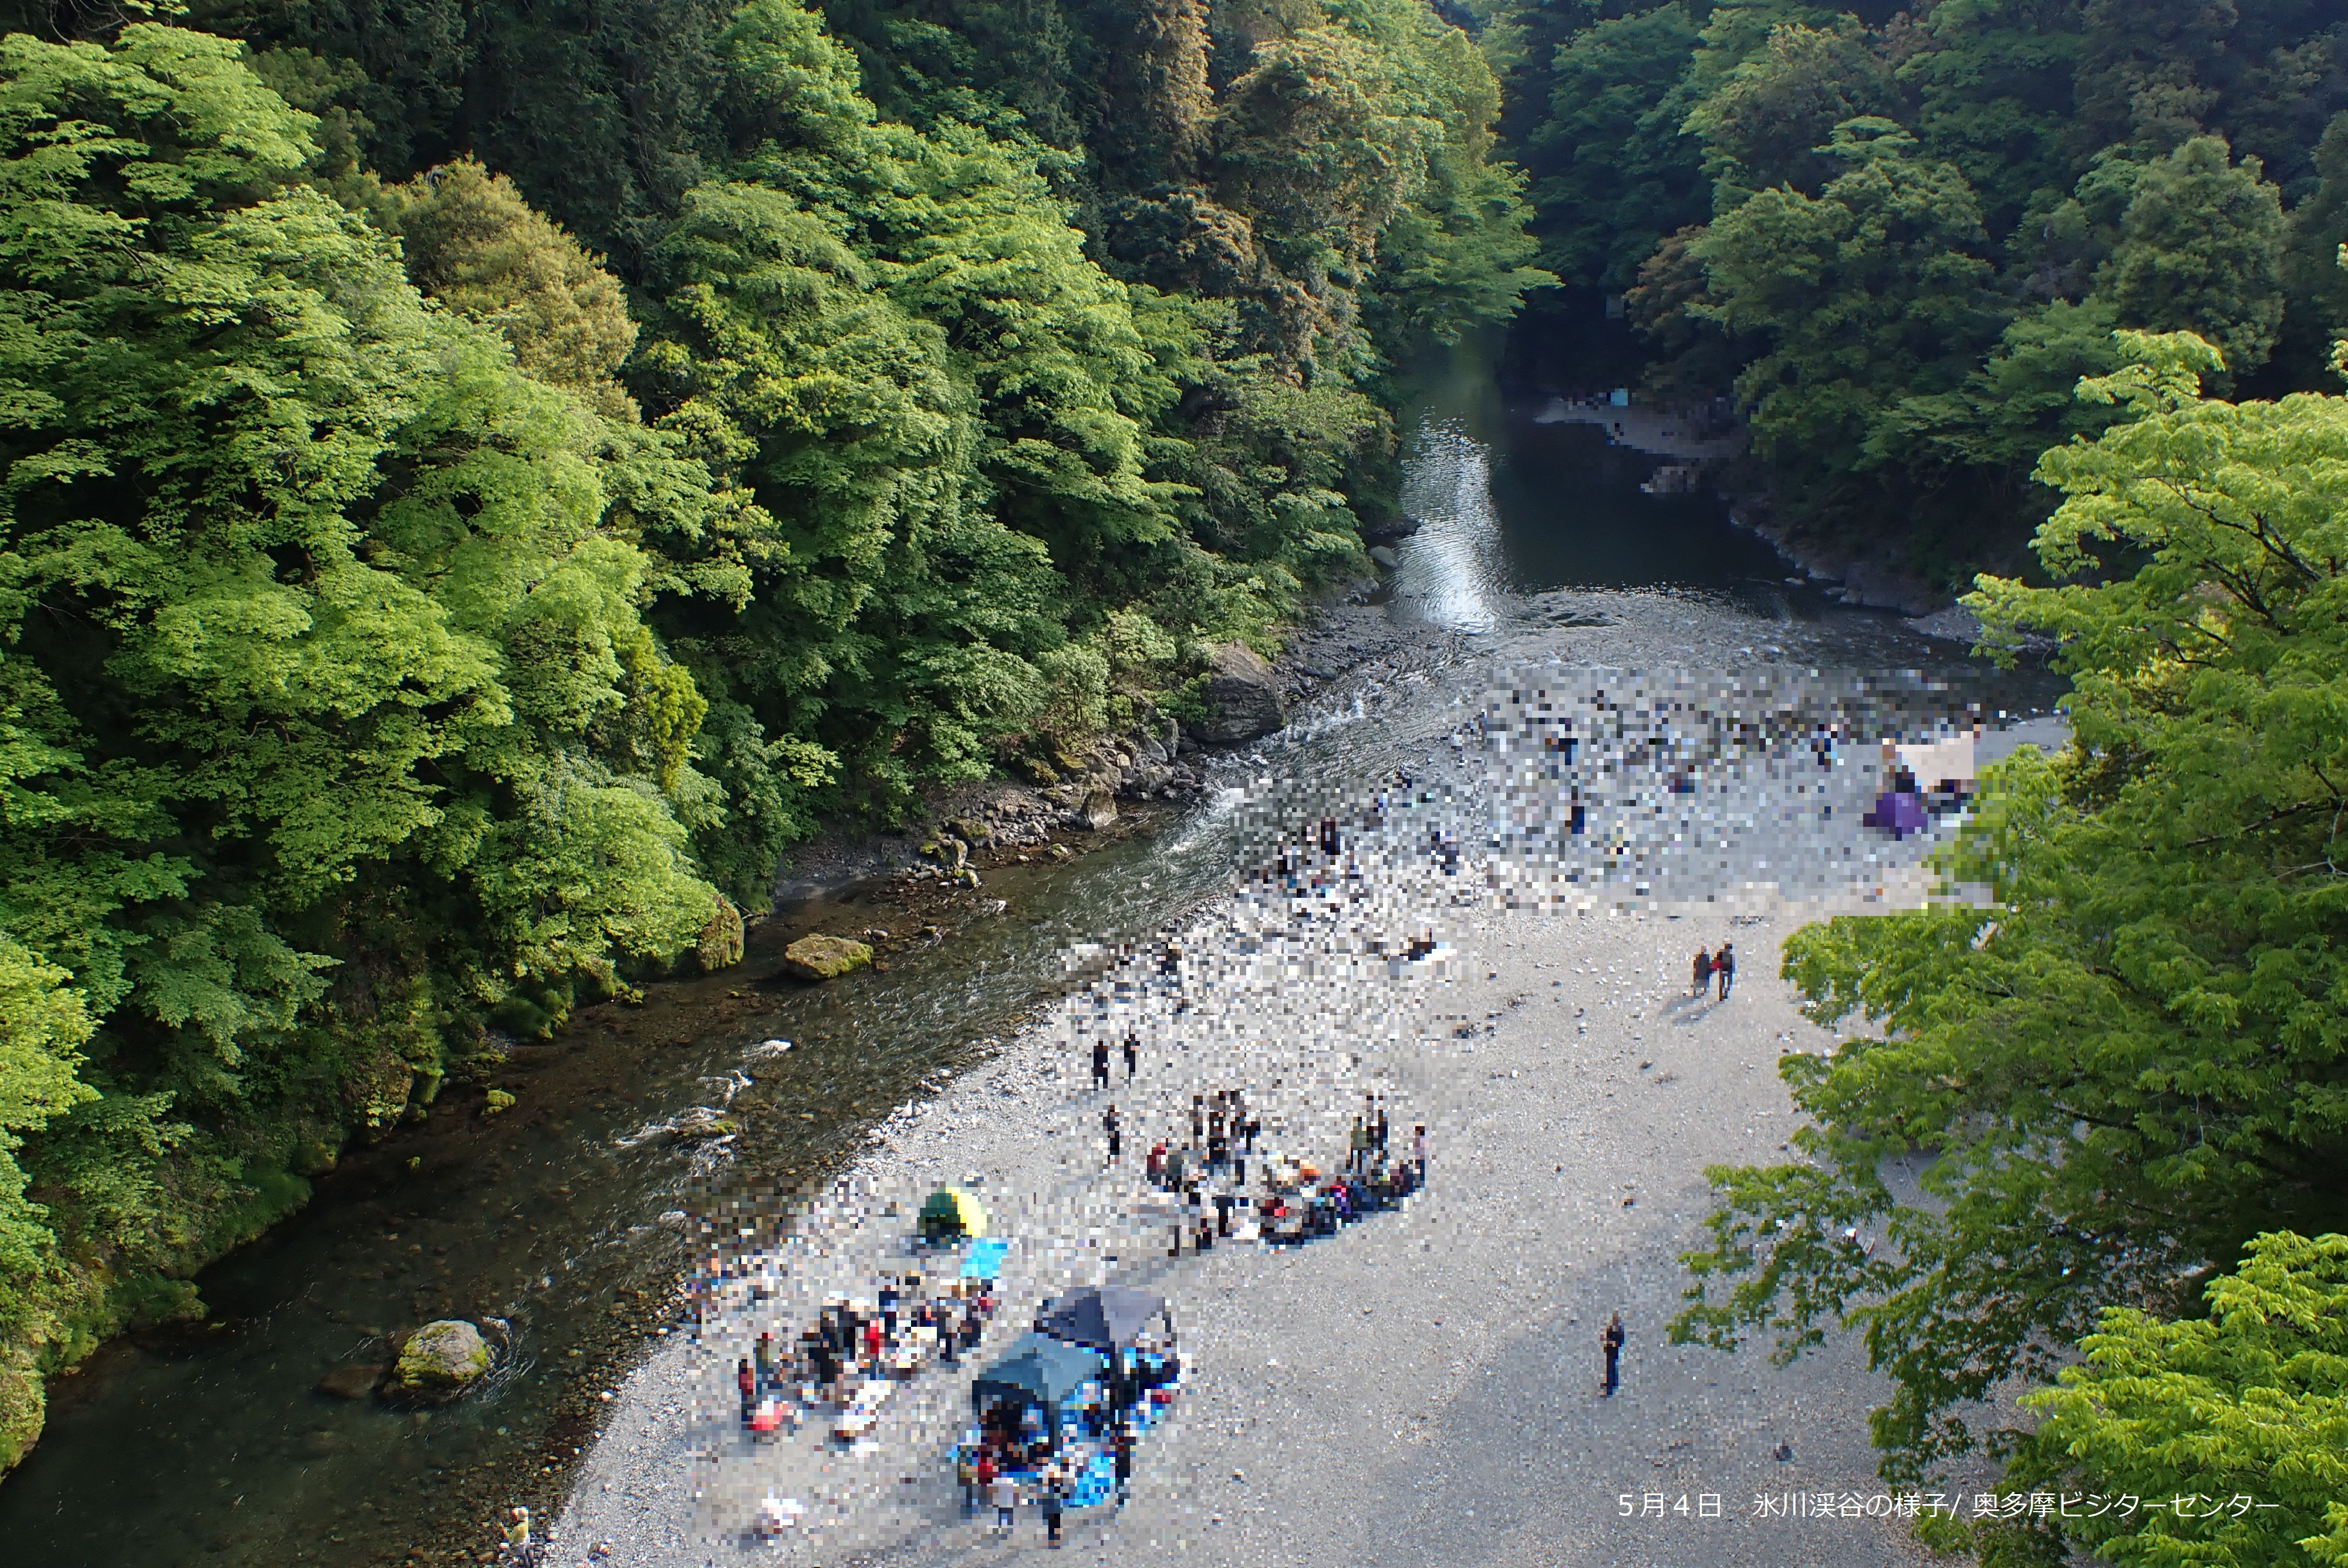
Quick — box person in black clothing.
[1691,946,1712,998]
[1103,1103,1122,1165]
[1374,1103,1389,1158]
[1123,1032,1139,1079]
[1091,1038,1109,1089]
[1715,942,1736,1000]
[1601,1313,1626,1396]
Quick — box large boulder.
[384,1320,491,1404]
[1191,641,1286,745]
[1077,789,1118,831]
[780,933,873,981]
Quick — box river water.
[0,339,2062,1567]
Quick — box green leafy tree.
[384,157,643,419]
[1523,1,1708,290]
[1674,332,2348,1488]
[1682,19,1900,203]
[1690,119,2000,477]
[0,24,727,1464]
[1992,1231,2348,1568]
[2095,134,2287,383]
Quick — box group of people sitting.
[1128,1087,1425,1254]
[737,1275,1000,1425]
[1259,1148,1421,1243]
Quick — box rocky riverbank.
[545,823,1984,1568]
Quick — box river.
[0,335,2062,1567]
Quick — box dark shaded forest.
[1503,0,2348,587]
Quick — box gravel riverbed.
[547,823,1976,1568]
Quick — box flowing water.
[0,336,2063,1567]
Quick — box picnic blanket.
[960,1238,1009,1279]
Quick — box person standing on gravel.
[501,1505,534,1567]
[1038,1461,1067,1547]
[1691,946,1712,998]
[736,1357,757,1425]
[990,1469,1018,1534]
[1715,942,1736,999]
[1104,1104,1122,1165]
[1601,1313,1626,1396]
[1123,1032,1139,1079]
[1092,1037,1109,1089]
[1374,1100,1390,1159]
[1412,1124,1429,1187]
[1113,1423,1135,1506]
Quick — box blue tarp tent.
[969,1333,1104,1425]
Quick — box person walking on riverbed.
[990,1469,1018,1535]
[1691,947,1712,999]
[1038,1460,1067,1547]
[1091,1037,1109,1090]
[1123,1031,1139,1079]
[1104,1104,1122,1165]
[501,1506,535,1567]
[737,1357,757,1424]
[1715,942,1736,1000]
[1601,1313,1626,1397]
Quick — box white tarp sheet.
[1895,735,1976,789]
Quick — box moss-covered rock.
[780,934,873,981]
[696,892,745,972]
[384,1320,492,1403]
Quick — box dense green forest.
[0,0,1543,1468]
[1502,0,2348,586]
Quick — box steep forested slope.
[1502,0,2348,588]
[0,0,1543,1468]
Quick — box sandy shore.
[544,806,1986,1568]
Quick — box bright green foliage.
[0,24,724,1465]
[384,157,643,419]
[1672,334,2348,1498]
[1989,1231,2348,1568]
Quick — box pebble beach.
[549,817,1975,1568]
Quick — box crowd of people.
[733,1272,1003,1433]
[1095,1059,1428,1256]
